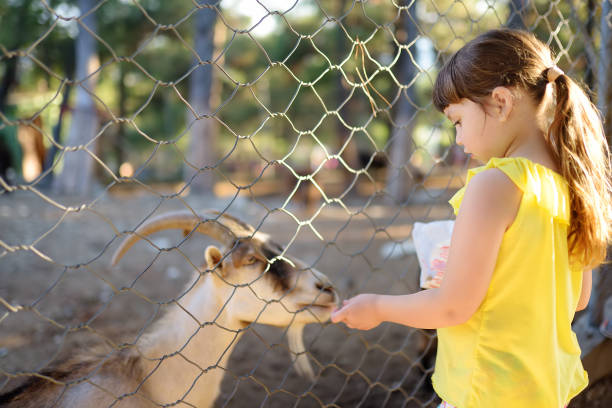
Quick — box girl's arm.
[331,168,522,330]
[576,269,592,312]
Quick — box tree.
[0,0,36,186]
[184,0,217,194]
[385,0,420,203]
[592,0,612,332]
[507,0,527,29]
[53,0,99,195]
[572,0,612,386]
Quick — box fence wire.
[0,0,607,407]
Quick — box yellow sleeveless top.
[432,157,588,407]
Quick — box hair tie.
[547,66,564,82]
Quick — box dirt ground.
[1,184,610,407]
[0,183,455,407]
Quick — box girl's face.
[444,98,502,162]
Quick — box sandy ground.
[1,183,609,407]
[0,184,455,407]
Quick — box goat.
[0,210,338,407]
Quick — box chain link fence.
[0,0,609,406]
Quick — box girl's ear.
[490,86,514,122]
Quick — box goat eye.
[246,256,257,265]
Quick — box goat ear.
[204,245,227,276]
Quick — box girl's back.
[434,157,587,407]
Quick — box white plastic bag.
[412,220,454,289]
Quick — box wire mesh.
[0,0,606,407]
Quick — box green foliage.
[1,0,600,183]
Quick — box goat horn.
[111,210,255,266]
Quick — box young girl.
[331,29,611,407]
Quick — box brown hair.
[433,29,612,268]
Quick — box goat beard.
[287,323,315,380]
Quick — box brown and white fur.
[0,210,337,407]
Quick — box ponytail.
[547,72,612,268]
[431,29,611,267]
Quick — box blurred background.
[1,0,611,406]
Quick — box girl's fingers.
[331,308,344,323]
[332,302,353,323]
[332,298,359,325]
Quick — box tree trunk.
[335,0,351,157]
[53,0,99,195]
[385,0,419,203]
[184,1,217,194]
[573,0,612,381]
[0,0,31,186]
[39,83,71,189]
[0,58,19,185]
[585,0,596,91]
[598,0,612,131]
[333,0,361,191]
[506,0,527,29]
[0,59,18,115]
[591,0,612,328]
[0,0,31,112]
[114,63,127,172]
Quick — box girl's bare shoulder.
[461,168,522,228]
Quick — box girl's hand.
[330,294,383,330]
